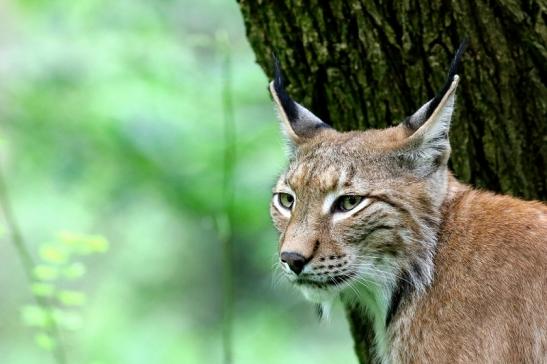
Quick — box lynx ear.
[399,41,467,175]
[269,57,331,146]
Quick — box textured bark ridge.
[237,1,546,362]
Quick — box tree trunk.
[237,1,546,362]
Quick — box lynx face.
[269,47,465,306]
[271,128,446,304]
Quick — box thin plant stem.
[218,31,236,364]
[0,167,67,364]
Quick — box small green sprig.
[21,231,109,353]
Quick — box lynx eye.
[336,195,363,212]
[277,193,294,210]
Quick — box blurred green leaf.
[58,231,109,255]
[39,244,69,264]
[85,235,109,253]
[33,265,59,281]
[62,262,87,279]
[57,290,86,306]
[53,309,83,331]
[35,333,56,351]
[21,305,51,328]
[31,283,55,298]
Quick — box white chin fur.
[299,286,336,320]
[299,286,337,303]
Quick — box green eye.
[277,193,294,209]
[337,195,363,212]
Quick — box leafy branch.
[0,167,67,364]
[0,166,109,363]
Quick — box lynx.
[269,43,547,363]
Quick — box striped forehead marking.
[320,167,357,214]
[287,162,354,190]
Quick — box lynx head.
[269,44,466,307]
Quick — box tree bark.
[237,1,546,362]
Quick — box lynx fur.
[269,43,547,363]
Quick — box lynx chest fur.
[268,44,547,364]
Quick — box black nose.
[280,252,309,275]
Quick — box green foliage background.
[0,0,355,363]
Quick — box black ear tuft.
[269,54,332,145]
[272,54,299,121]
[425,39,468,120]
[404,39,468,129]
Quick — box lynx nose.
[280,252,309,275]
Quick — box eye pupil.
[337,195,363,212]
[278,193,294,209]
